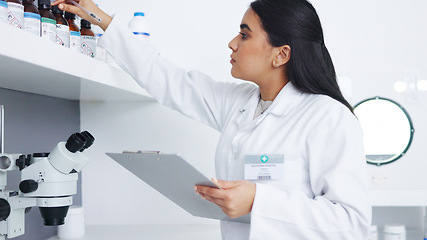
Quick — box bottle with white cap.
[128,12,150,39]
[384,224,406,240]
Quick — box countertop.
[47,224,221,240]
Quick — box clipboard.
[106,152,250,223]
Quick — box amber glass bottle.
[22,0,37,13]
[80,19,96,58]
[65,12,79,32]
[22,0,39,36]
[52,5,69,48]
[7,0,24,29]
[65,12,81,52]
[38,0,56,43]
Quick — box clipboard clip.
[122,150,161,154]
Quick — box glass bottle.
[80,19,96,58]
[65,12,81,52]
[7,0,24,29]
[52,5,69,48]
[38,0,56,43]
[22,0,40,36]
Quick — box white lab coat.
[99,14,372,240]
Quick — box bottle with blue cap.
[128,11,150,39]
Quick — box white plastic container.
[57,206,85,239]
[128,12,150,39]
[368,225,378,240]
[0,1,8,23]
[384,224,406,240]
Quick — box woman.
[53,0,371,239]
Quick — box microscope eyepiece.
[80,131,95,151]
[65,133,87,153]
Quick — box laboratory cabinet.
[0,21,152,101]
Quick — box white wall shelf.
[0,22,152,101]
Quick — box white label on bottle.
[0,1,7,23]
[24,12,41,36]
[41,17,57,43]
[7,2,24,29]
[70,31,81,52]
[56,24,70,48]
[384,232,406,240]
[81,36,96,58]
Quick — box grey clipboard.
[106,152,250,223]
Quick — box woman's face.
[228,8,276,84]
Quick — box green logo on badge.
[260,155,268,163]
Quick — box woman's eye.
[239,32,248,39]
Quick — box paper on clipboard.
[106,152,250,223]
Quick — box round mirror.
[354,97,414,166]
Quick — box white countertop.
[46,225,425,240]
[47,224,221,240]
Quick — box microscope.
[0,131,94,239]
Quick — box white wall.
[81,0,427,228]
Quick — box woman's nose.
[228,35,239,52]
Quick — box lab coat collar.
[238,82,302,116]
[235,82,302,131]
[265,82,303,117]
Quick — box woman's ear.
[273,45,291,68]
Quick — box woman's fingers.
[52,0,112,31]
[58,4,87,19]
[51,0,72,6]
[195,180,256,219]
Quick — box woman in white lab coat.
[53,0,372,239]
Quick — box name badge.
[244,154,285,180]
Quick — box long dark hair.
[250,0,353,112]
